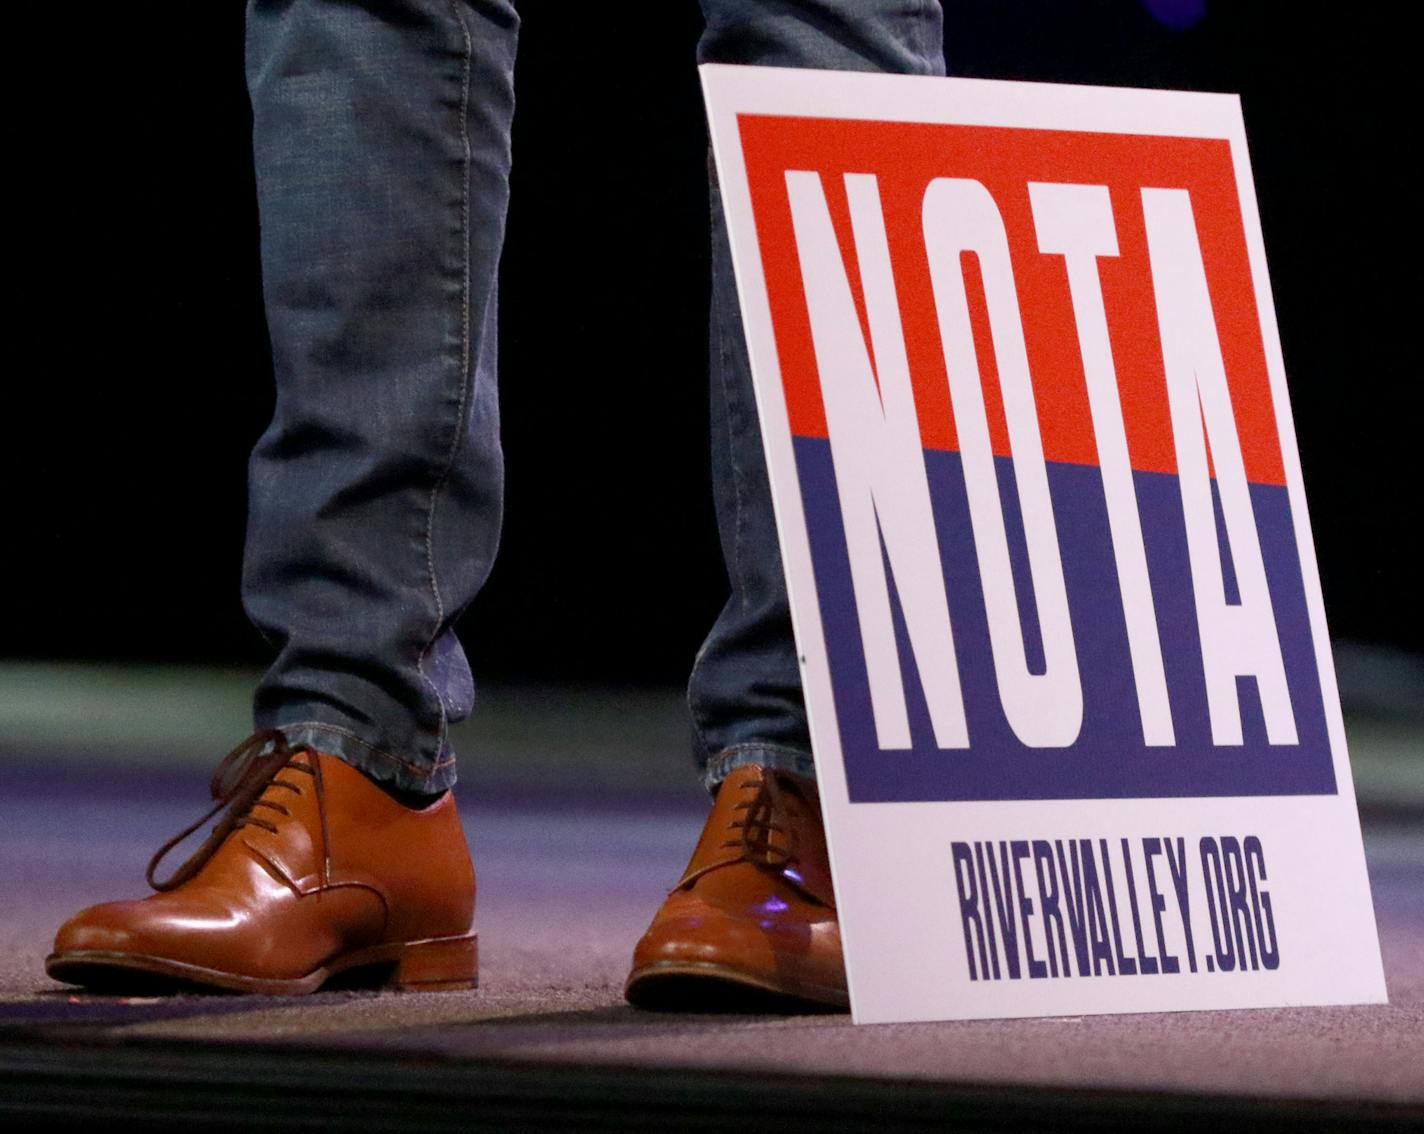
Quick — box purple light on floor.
[1142,0,1206,30]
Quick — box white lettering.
[1141,188,1297,745]
[785,170,969,749]
[1029,181,1175,746]
[921,178,1083,748]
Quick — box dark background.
[8,2,1416,686]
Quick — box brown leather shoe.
[624,763,847,1011]
[46,730,477,995]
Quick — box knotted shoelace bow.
[146,728,323,892]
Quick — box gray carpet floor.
[1,766,1420,1106]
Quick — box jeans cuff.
[270,720,458,795]
[702,743,816,794]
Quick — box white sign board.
[700,63,1387,1023]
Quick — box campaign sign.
[700,65,1387,1023]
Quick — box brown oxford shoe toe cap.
[628,899,846,1008]
[47,899,215,992]
[51,901,148,956]
[632,891,840,970]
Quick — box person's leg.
[628,0,945,1011]
[243,0,518,795]
[689,0,946,792]
[47,0,518,996]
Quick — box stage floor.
[1,672,1421,1128]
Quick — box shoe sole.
[624,959,849,1012]
[44,932,477,996]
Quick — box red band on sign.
[739,115,1287,487]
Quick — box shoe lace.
[719,771,803,870]
[145,728,324,892]
[673,769,833,906]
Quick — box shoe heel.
[387,934,478,992]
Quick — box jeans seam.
[687,257,745,748]
[714,270,749,606]
[920,0,943,74]
[415,0,477,753]
[280,720,457,776]
[685,613,713,746]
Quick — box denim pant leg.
[691,1,945,791]
[242,0,518,794]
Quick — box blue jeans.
[242,0,945,795]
